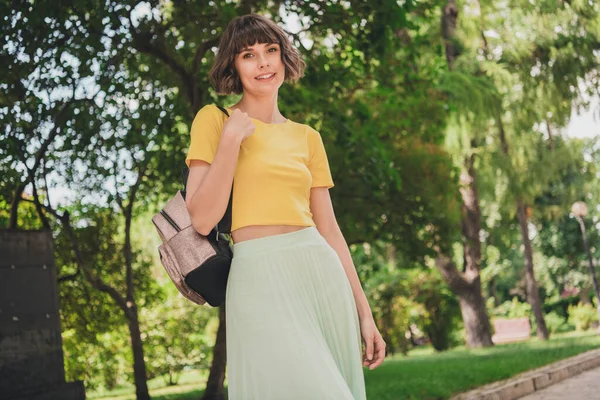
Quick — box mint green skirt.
[225,227,367,400]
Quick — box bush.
[568,302,599,332]
[544,311,572,334]
[491,297,532,318]
[543,296,582,320]
[411,270,462,352]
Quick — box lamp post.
[571,201,600,331]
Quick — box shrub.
[491,297,532,318]
[568,302,599,332]
[544,311,571,334]
[411,270,462,352]
[543,296,582,320]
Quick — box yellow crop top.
[185,104,335,232]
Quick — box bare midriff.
[231,225,310,244]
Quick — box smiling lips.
[255,72,276,81]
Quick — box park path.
[518,366,600,400]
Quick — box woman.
[184,13,385,400]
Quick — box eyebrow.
[239,43,278,53]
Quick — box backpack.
[152,106,233,307]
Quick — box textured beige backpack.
[152,106,233,307]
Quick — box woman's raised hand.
[223,109,256,142]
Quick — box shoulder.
[302,124,327,148]
[194,103,224,120]
[191,104,227,131]
[291,122,320,139]
[288,123,327,154]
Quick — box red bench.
[491,317,531,344]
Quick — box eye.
[241,46,278,59]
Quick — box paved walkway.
[519,366,600,399]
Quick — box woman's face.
[234,41,285,95]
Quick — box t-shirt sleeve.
[307,128,335,189]
[185,104,224,168]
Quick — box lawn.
[90,331,600,400]
[366,330,600,399]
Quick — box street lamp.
[571,201,600,332]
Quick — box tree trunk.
[460,154,482,276]
[576,216,600,323]
[127,306,151,400]
[118,168,152,399]
[489,277,499,307]
[202,304,227,400]
[9,183,26,229]
[494,108,549,340]
[516,199,549,340]
[435,250,494,347]
[442,0,460,69]
[457,155,494,347]
[458,288,494,347]
[580,286,592,305]
[440,0,494,348]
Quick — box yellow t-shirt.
[185,104,335,232]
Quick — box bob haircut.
[210,14,306,95]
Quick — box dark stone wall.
[0,230,85,400]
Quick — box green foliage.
[141,285,217,386]
[3,0,600,392]
[356,243,419,355]
[63,324,132,392]
[410,269,463,351]
[568,302,600,332]
[357,243,463,353]
[489,297,532,319]
[543,311,573,335]
[543,296,585,320]
[438,70,501,125]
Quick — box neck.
[235,93,285,124]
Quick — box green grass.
[365,330,600,400]
[87,370,214,400]
[91,331,600,400]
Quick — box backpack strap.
[216,105,229,117]
[182,105,234,236]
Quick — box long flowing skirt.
[225,226,367,400]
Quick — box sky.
[566,97,600,139]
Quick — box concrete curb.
[450,348,600,400]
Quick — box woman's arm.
[186,109,254,236]
[309,187,372,319]
[186,134,242,235]
[309,187,386,369]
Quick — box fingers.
[370,339,386,369]
[224,110,255,141]
[364,336,386,370]
[364,333,374,363]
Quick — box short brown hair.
[209,14,306,95]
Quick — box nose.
[258,54,270,69]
